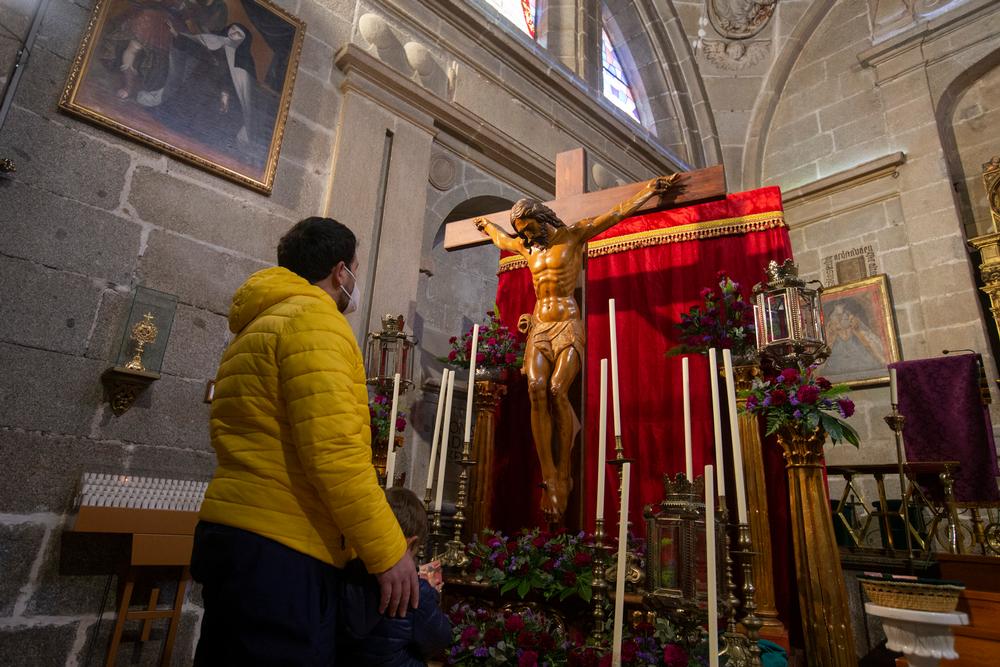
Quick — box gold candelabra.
[737,522,763,667]
[590,518,610,641]
[721,508,753,667]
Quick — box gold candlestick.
[722,507,752,667]
[737,523,763,667]
[439,439,475,569]
[590,518,609,641]
[883,405,913,556]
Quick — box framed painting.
[59,0,305,194]
[818,274,900,388]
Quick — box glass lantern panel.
[655,522,681,591]
[765,293,789,343]
[115,287,178,373]
[693,521,708,607]
[797,291,820,340]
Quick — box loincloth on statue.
[519,314,585,364]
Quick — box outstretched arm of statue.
[577,174,681,241]
[474,217,523,254]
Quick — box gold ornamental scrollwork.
[969,156,1000,347]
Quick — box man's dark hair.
[510,198,564,244]
[385,487,429,549]
[277,217,356,283]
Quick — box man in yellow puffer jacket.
[192,217,416,665]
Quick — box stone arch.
[742,0,838,188]
[935,45,1000,240]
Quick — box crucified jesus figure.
[474,174,681,523]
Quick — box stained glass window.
[479,0,537,38]
[601,29,639,122]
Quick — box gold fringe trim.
[497,211,785,273]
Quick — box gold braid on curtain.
[497,211,786,274]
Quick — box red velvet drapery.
[490,186,795,632]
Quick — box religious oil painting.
[59,0,305,193]
[819,274,900,388]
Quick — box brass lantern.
[364,314,417,394]
[644,474,725,616]
[752,259,828,367]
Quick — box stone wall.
[0,0,687,662]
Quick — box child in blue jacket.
[337,487,452,666]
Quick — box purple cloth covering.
[890,354,1000,502]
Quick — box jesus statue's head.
[510,198,564,249]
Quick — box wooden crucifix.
[444,148,726,524]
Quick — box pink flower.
[476,352,486,364]
[460,625,478,645]
[395,417,406,432]
[487,337,498,347]
[505,352,517,364]
[447,350,457,361]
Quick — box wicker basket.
[860,579,964,612]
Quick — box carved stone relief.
[703,39,770,70]
[823,245,879,286]
[707,0,777,40]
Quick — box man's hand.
[376,549,420,617]
[474,217,490,234]
[650,173,680,196]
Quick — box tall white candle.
[722,349,748,523]
[424,369,450,493]
[889,367,898,405]
[708,349,726,494]
[609,298,622,438]
[683,356,693,480]
[705,465,719,667]
[384,373,401,488]
[596,359,609,523]
[434,371,456,512]
[463,324,480,443]
[611,461,631,667]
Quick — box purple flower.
[474,647,488,658]
[793,409,803,420]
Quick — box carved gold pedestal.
[970,157,1000,348]
[777,427,855,667]
[733,365,785,636]
[469,379,506,538]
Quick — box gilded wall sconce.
[101,287,177,415]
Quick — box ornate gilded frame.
[58,0,304,194]
[818,274,901,388]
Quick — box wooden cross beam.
[444,148,727,251]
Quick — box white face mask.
[340,266,361,314]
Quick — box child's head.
[385,487,428,554]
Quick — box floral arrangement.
[741,363,860,446]
[670,271,756,359]
[446,307,524,370]
[369,392,406,444]
[447,603,705,667]
[466,528,594,602]
[447,603,568,666]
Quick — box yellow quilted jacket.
[199,266,406,572]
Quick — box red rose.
[476,352,486,364]
[541,558,556,572]
[573,551,592,566]
[505,352,517,364]
[796,384,820,405]
[487,337,498,347]
[470,557,483,571]
[483,627,503,645]
[496,554,507,568]
[663,644,689,667]
[817,377,832,390]
[505,614,525,632]
[449,336,457,344]
[770,389,788,406]
[519,650,539,667]
[621,639,637,662]
[563,570,577,586]
[460,625,478,644]
[532,534,547,548]
[517,629,536,646]
[447,350,457,361]
[838,398,855,417]
[538,631,556,650]
[779,367,800,384]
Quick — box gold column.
[777,427,855,667]
[733,365,785,636]
[468,379,506,538]
[969,156,1000,343]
